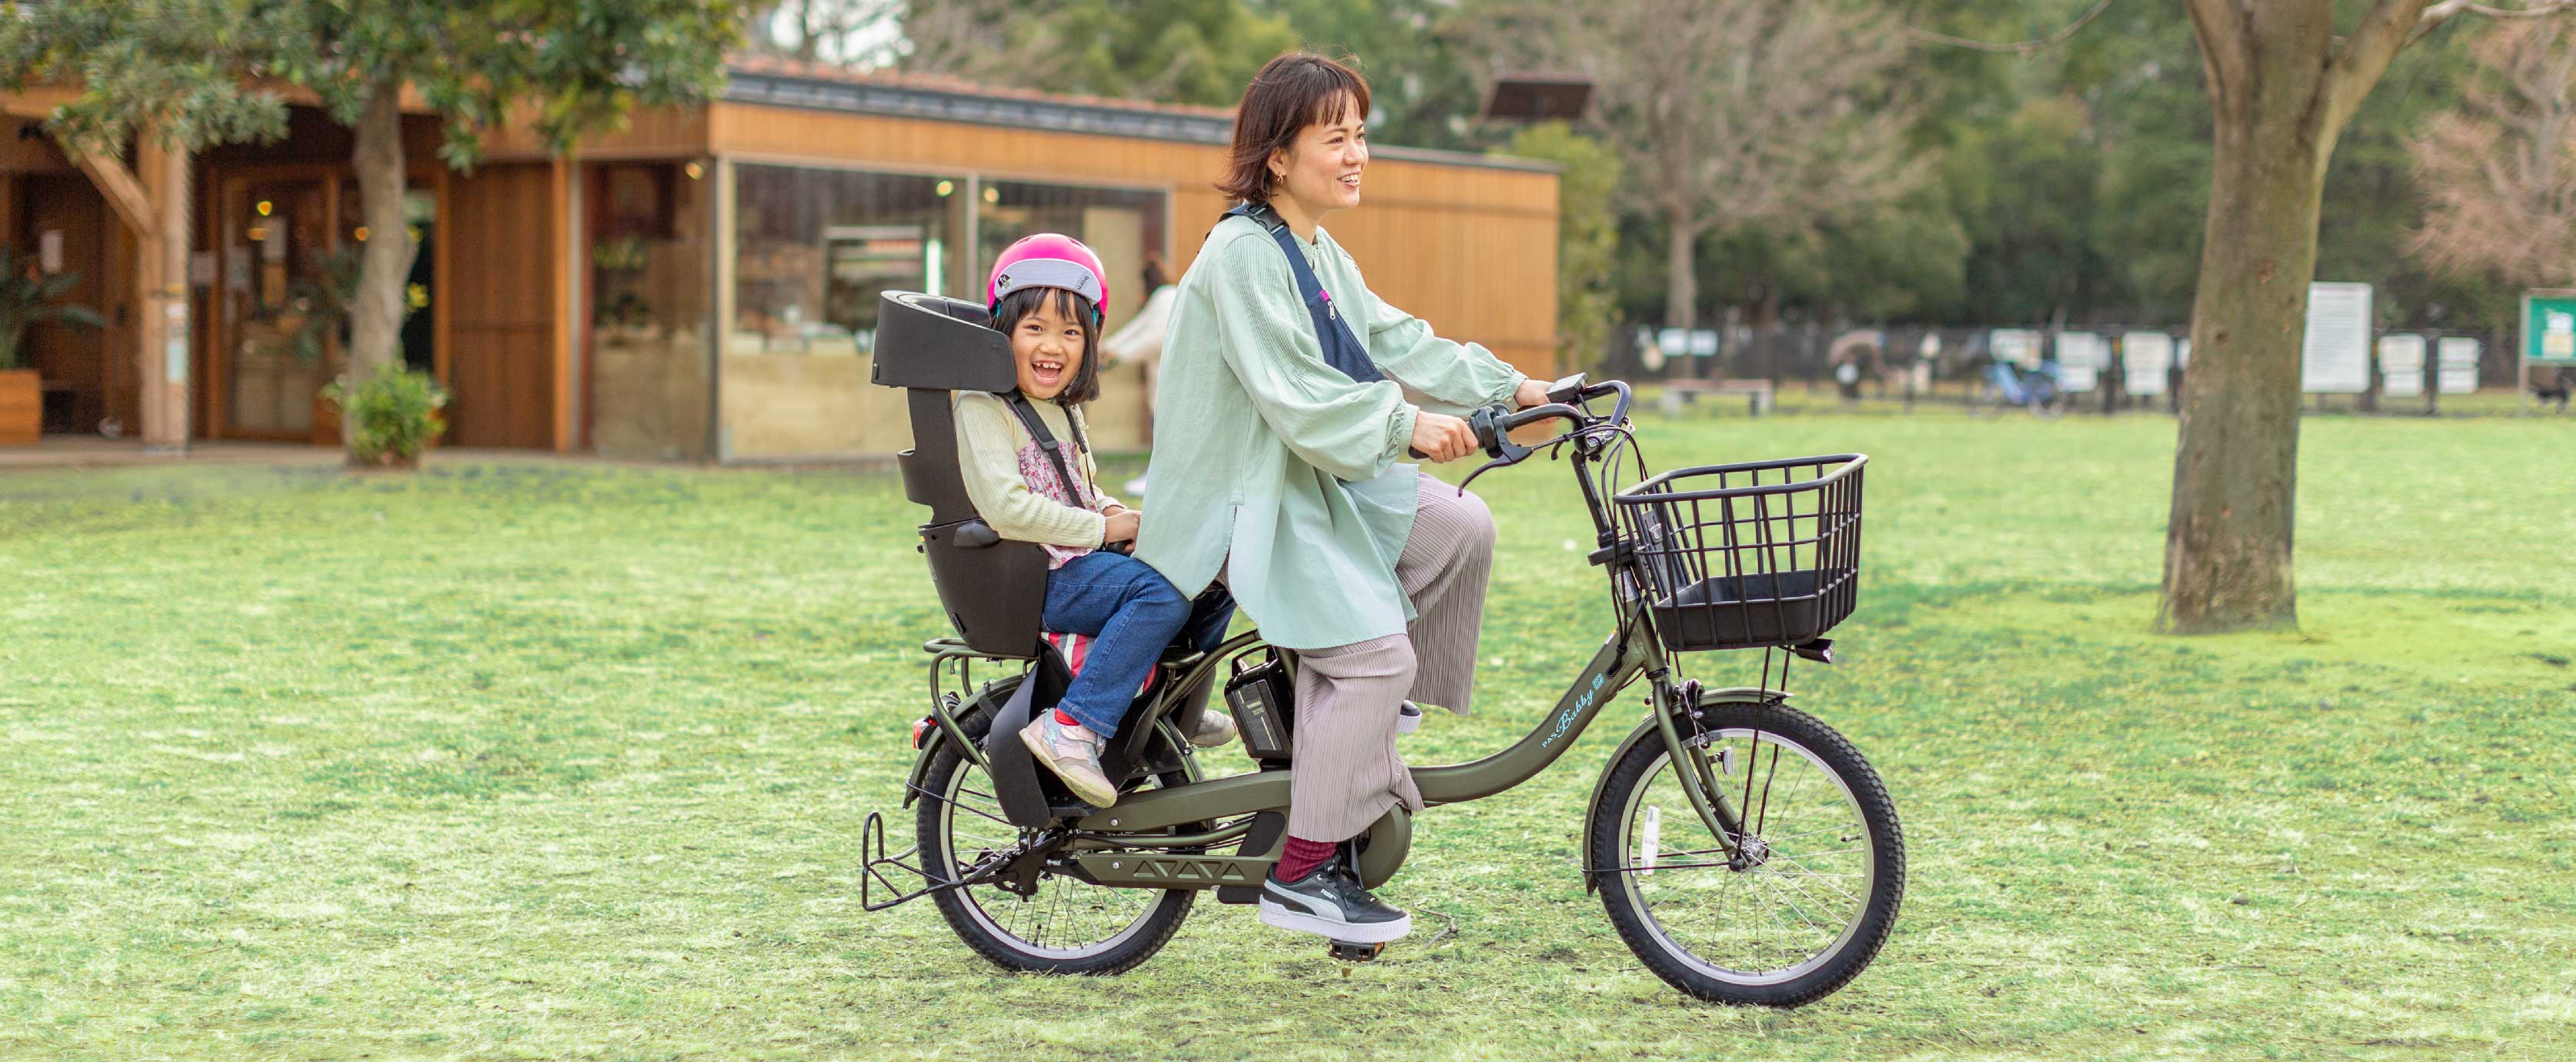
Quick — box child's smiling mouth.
[1029,356,1066,390]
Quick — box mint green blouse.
[1133,215,1527,650]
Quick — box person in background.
[1100,254,1178,496]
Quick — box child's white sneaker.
[1020,711,1117,807]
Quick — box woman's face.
[1270,93,1369,218]
[1009,292,1088,399]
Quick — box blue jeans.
[1043,550,1236,736]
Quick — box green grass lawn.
[2,411,2570,1061]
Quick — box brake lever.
[1457,408,1534,493]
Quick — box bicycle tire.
[1589,700,1904,1006]
[917,704,1194,976]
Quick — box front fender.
[1580,686,1789,893]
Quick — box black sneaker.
[1259,860,1411,943]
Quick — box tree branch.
[1905,0,2117,55]
[2183,0,2254,114]
[2423,0,2576,29]
[2327,0,2438,138]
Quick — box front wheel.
[1589,700,1904,1006]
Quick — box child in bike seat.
[955,234,1239,807]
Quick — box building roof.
[722,55,1558,174]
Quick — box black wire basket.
[1612,454,1866,653]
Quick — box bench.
[1659,378,1776,417]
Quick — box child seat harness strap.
[1223,202,1386,386]
[999,391,1091,503]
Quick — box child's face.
[1009,293,1086,400]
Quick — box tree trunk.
[1663,210,1698,333]
[2159,32,2336,633]
[1664,212,1704,378]
[344,80,419,449]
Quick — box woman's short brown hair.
[1215,53,1371,205]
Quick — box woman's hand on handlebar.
[1514,378,1551,409]
[1409,410,1477,463]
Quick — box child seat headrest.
[871,291,1016,393]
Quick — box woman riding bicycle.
[1133,52,1550,944]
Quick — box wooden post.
[550,155,575,453]
[133,135,191,451]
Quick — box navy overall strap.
[999,391,1089,503]
[1223,202,1386,385]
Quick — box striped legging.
[1286,472,1496,842]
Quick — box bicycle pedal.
[1326,940,1388,963]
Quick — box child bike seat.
[876,291,1051,657]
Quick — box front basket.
[1613,454,1866,653]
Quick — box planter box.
[0,369,38,446]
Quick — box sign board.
[2377,334,2427,398]
[2055,331,2107,392]
[2301,282,2374,393]
[2438,336,2481,394]
[2524,289,2576,364]
[2124,332,2174,396]
[1990,329,2043,370]
[1655,329,1719,358]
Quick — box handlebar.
[1468,376,1632,457]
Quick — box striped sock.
[1276,836,1336,882]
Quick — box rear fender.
[903,676,1014,808]
[1580,686,1789,893]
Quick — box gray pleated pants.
[1286,473,1496,842]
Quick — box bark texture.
[2162,0,2438,633]
[344,81,419,449]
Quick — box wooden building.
[1,60,1560,460]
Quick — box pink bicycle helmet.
[986,233,1109,323]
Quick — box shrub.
[322,366,447,469]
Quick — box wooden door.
[20,175,111,433]
[212,170,342,441]
[442,162,557,448]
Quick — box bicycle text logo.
[1542,672,1610,750]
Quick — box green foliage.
[0,0,293,152]
[0,1,747,165]
[1261,0,1482,149]
[1505,122,1621,371]
[0,248,107,371]
[903,0,1295,109]
[321,365,449,467]
[284,247,365,366]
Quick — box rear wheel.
[1590,700,1904,1006]
[916,708,1193,975]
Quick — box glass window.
[720,166,1170,459]
[725,164,969,459]
[974,180,1167,339]
[587,162,711,459]
[732,166,969,356]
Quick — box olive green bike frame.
[910,596,1785,892]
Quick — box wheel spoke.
[1615,723,1885,987]
[935,752,1186,962]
